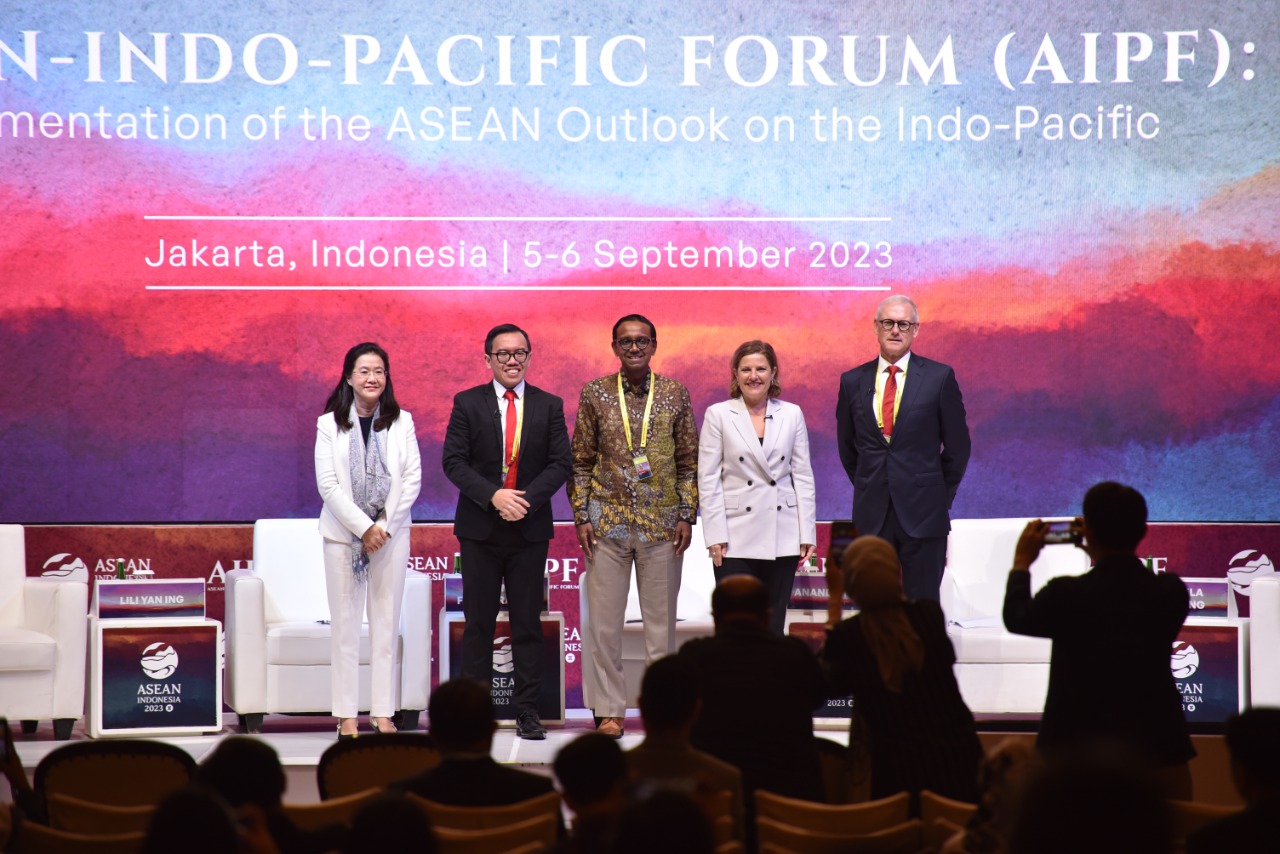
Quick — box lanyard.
[501,391,524,474]
[617,372,655,453]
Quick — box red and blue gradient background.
[1,1,1276,524]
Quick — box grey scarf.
[348,402,391,582]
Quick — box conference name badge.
[633,452,653,481]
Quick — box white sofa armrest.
[398,573,431,711]
[1251,575,1280,707]
[225,568,268,713]
[22,578,88,720]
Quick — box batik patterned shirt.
[569,371,698,542]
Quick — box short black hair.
[711,576,769,620]
[485,323,531,353]
[428,678,494,748]
[1082,481,1148,551]
[1225,708,1280,787]
[612,314,656,341]
[195,737,286,809]
[639,655,700,731]
[553,732,628,806]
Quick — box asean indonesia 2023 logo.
[141,643,179,679]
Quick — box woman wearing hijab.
[820,535,982,801]
[316,342,422,739]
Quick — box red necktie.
[882,365,900,439]
[502,389,519,489]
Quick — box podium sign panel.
[95,579,207,619]
[94,622,221,733]
[1174,621,1246,724]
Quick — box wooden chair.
[754,789,911,835]
[430,813,559,854]
[316,732,440,799]
[714,842,745,854]
[281,787,383,831]
[45,794,155,835]
[755,817,924,854]
[11,822,145,854]
[919,789,978,828]
[924,816,966,852]
[407,791,562,831]
[1168,799,1242,840]
[34,740,196,809]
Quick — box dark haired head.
[615,789,715,854]
[428,678,496,751]
[142,786,239,854]
[639,655,700,732]
[711,575,770,625]
[728,340,781,399]
[612,314,657,341]
[195,736,286,809]
[322,342,402,433]
[1082,481,1148,552]
[553,732,628,807]
[484,323,531,353]
[347,794,438,854]
[1225,707,1280,791]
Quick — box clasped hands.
[492,488,530,522]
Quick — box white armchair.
[942,518,1090,714]
[224,519,431,732]
[0,525,88,739]
[1250,575,1280,707]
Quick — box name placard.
[1181,577,1231,619]
[95,579,207,619]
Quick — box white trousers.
[581,534,683,717]
[323,534,409,718]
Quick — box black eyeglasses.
[488,349,530,363]
[615,337,654,351]
[875,319,918,333]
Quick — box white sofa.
[580,521,718,709]
[942,518,1091,714]
[0,525,88,739]
[225,519,431,732]
[1250,575,1280,707]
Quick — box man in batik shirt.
[570,313,698,738]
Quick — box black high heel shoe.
[337,720,358,741]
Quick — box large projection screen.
[2,2,1276,524]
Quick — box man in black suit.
[835,294,970,600]
[677,575,827,803]
[442,323,572,739]
[390,678,556,806]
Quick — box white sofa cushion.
[265,621,375,666]
[0,627,56,670]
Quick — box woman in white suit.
[316,342,422,738]
[699,340,817,635]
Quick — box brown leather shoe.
[597,716,624,738]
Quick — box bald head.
[711,575,770,629]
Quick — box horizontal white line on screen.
[146,285,891,292]
[144,215,890,223]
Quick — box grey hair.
[875,295,919,323]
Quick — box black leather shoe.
[516,711,547,740]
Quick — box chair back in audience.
[754,789,910,835]
[33,740,197,807]
[755,817,924,854]
[45,794,156,835]
[406,791,561,831]
[429,813,559,854]
[316,732,440,799]
[12,822,145,854]
[281,787,382,831]
[919,789,978,827]
[1168,799,1243,840]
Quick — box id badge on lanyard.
[618,372,656,482]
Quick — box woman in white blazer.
[316,342,422,738]
[698,340,817,634]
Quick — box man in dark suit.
[835,295,970,600]
[390,678,556,806]
[442,323,572,739]
[677,576,827,804]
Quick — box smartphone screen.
[1044,520,1077,544]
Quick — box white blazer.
[315,410,422,543]
[698,398,817,560]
